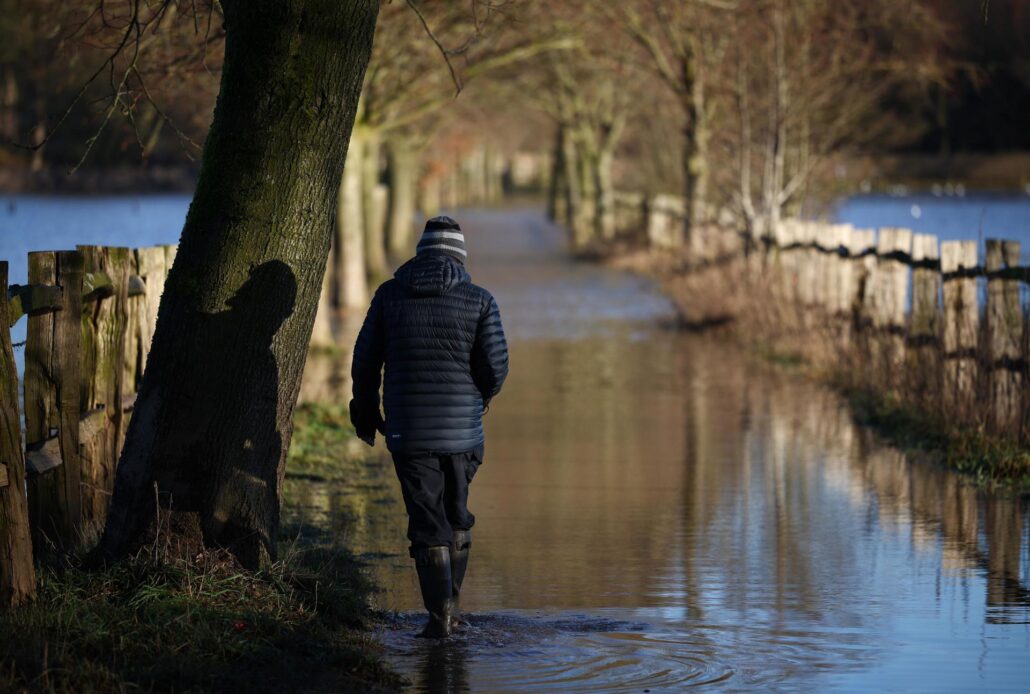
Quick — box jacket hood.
[394,253,471,297]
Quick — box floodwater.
[2,195,1029,690]
[292,208,1030,692]
[832,192,1030,263]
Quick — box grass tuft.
[843,384,1030,488]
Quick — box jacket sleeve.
[471,291,509,402]
[351,287,385,419]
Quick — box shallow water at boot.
[291,209,1030,692]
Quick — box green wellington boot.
[414,546,454,638]
[449,529,472,628]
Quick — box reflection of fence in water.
[0,245,175,573]
[733,361,1030,619]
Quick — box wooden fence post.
[646,194,684,250]
[909,234,941,407]
[78,245,130,538]
[941,240,979,419]
[25,250,84,550]
[0,261,36,607]
[871,228,913,387]
[126,246,169,395]
[850,229,878,371]
[985,239,1023,434]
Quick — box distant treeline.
[0,0,1027,179]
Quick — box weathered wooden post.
[0,261,36,607]
[25,250,84,550]
[645,194,684,250]
[870,228,913,387]
[909,234,942,408]
[78,245,131,538]
[941,241,979,420]
[985,239,1023,434]
[832,225,856,349]
[850,228,878,372]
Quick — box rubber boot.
[450,529,472,628]
[414,546,454,638]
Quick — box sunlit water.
[291,208,1030,692]
[832,193,1030,263]
[2,195,1030,691]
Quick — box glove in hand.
[349,399,385,447]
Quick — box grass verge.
[841,383,1030,488]
[0,402,402,693]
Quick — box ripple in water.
[380,612,735,692]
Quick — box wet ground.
[295,208,1030,691]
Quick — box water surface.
[292,208,1030,692]
[1,194,1028,690]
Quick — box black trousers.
[391,445,483,550]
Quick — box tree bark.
[385,138,418,259]
[99,0,379,569]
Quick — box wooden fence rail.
[0,245,175,604]
[613,193,1030,446]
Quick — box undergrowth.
[840,383,1030,488]
[0,402,401,693]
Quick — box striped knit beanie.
[416,216,467,262]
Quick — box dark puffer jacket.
[350,253,509,454]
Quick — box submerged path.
[296,207,1030,692]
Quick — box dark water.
[291,209,1030,692]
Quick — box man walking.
[350,215,509,638]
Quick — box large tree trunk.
[99,0,379,569]
[386,138,418,259]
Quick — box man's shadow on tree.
[176,260,297,568]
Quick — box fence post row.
[609,192,1029,443]
[0,245,175,564]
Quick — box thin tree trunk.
[560,124,583,245]
[681,54,707,244]
[337,133,369,312]
[361,134,388,280]
[1,67,18,141]
[309,261,334,349]
[386,138,418,259]
[547,125,566,222]
[593,147,615,241]
[572,127,597,250]
[99,0,379,569]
